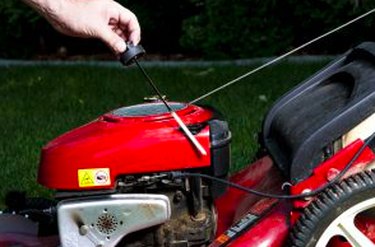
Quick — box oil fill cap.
[119,43,146,66]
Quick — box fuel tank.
[38,102,213,190]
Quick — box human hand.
[24,0,141,54]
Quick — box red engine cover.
[38,102,213,190]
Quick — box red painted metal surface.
[228,201,290,247]
[214,156,288,245]
[290,139,375,211]
[355,216,375,244]
[215,156,275,234]
[38,103,213,190]
[213,140,375,246]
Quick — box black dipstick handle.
[119,43,146,66]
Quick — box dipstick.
[133,59,207,156]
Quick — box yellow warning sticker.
[78,168,111,187]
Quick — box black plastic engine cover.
[208,119,231,198]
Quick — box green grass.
[0,61,329,205]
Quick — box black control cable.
[170,132,375,199]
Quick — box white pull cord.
[190,8,375,104]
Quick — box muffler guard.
[57,194,171,247]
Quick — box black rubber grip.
[119,43,146,66]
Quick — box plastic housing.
[38,103,213,190]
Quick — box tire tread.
[289,170,375,247]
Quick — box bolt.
[173,191,184,204]
[79,225,90,236]
[302,189,312,201]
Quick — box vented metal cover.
[57,194,171,247]
[112,103,186,117]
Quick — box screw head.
[79,225,89,236]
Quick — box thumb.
[99,28,127,54]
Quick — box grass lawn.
[0,60,330,205]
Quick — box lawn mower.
[3,35,375,247]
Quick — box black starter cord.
[170,132,375,199]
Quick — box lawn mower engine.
[36,102,231,247]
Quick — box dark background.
[1,0,375,59]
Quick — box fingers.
[99,1,141,54]
[100,27,127,54]
[116,4,141,45]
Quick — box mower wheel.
[289,170,375,247]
